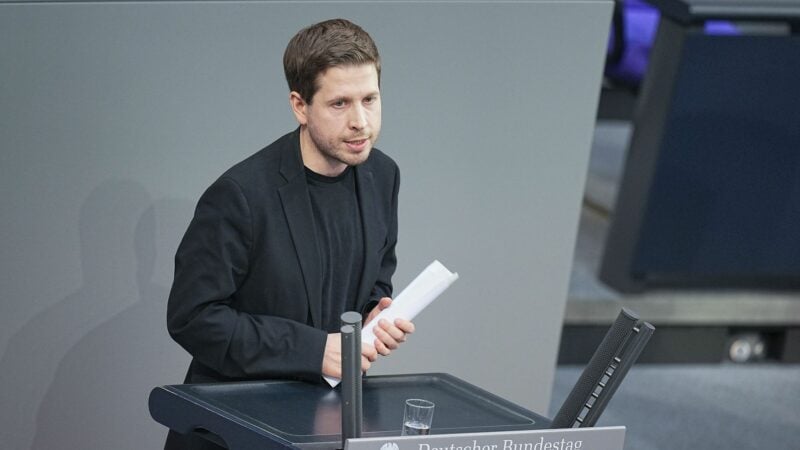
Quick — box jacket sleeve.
[167,177,327,382]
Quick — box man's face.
[292,64,382,176]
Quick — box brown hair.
[283,18,381,104]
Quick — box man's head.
[285,19,383,176]
[284,18,381,104]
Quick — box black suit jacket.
[167,128,399,384]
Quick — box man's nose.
[348,105,367,130]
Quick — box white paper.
[324,260,458,387]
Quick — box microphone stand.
[341,311,363,449]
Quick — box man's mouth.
[345,137,369,151]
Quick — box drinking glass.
[401,399,434,436]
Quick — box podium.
[149,373,550,450]
[151,311,647,449]
[151,310,649,449]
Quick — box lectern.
[149,373,549,450]
[150,309,649,449]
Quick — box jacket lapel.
[277,132,322,328]
[354,165,380,306]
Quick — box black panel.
[633,35,800,283]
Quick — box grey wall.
[0,1,611,449]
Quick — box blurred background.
[1,1,798,450]
[550,1,800,448]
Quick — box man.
[165,19,413,450]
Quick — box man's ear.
[289,91,308,126]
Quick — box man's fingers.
[362,343,378,362]
[395,319,415,334]
[361,356,372,371]
[365,297,393,325]
[354,315,414,366]
[374,338,391,356]
[378,297,393,309]
[373,327,399,356]
[379,319,407,343]
[374,324,401,349]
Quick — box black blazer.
[167,128,399,384]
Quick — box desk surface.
[150,373,550,450]
[646,0,800,22]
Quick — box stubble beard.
[307,125,377,169]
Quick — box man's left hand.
[364,297,415,356]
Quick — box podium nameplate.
[346,427,625,450]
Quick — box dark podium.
[149,373,550,450]
[150,309,652,449]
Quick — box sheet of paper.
[325,260,458,387]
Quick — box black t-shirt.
[305,166,365,332]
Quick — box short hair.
[283,18,381,104]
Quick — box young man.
[165,19,413,450]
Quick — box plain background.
[0,1,612,449]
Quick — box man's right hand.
[322,333,378,379]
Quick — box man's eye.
[364,96,376,104]
[332,100,346,108]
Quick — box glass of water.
[402,399,435,435]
